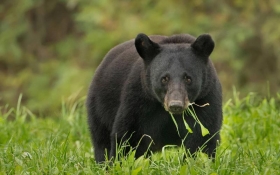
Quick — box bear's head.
[135,33,215,114]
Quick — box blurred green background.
[1,0,280,116]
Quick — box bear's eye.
[184,76,192,84]
[161,76,169,84]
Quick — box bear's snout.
[168,100,184,114]
[164,90,189,114]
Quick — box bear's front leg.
[109,110,139,161]
[109,112,151,161]
[109,128,134,161]
[204,133,220,158]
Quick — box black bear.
[86,33,223,163]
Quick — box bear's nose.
[169,101,184,114]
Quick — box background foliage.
[1,0,280,115]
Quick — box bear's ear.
[135,33,161,62]
[191,34,215,58]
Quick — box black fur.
[86,33,223,163]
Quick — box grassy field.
[1,92,280,174]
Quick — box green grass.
[1,92,280,174]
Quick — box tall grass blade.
[169,112,181,137]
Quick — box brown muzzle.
[164,90,189,114]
